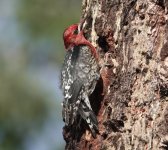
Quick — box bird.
[61,23,100,137]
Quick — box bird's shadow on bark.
[90,77,104,116]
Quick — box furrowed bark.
[63,0,168,149]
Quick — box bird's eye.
[73,29,78,35]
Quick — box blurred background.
[0,0,81,149]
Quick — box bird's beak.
[78,18,86,32]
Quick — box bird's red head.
[63,23,98,59]
[63,24,78,49]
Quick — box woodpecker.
[61,23,99,137]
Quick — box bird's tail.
[78,96,98,138]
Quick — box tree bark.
[63,0,168,149]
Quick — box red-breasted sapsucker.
[61,23,99,137]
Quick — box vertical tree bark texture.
[63,0,168,149]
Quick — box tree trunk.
[63,0,168,149]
